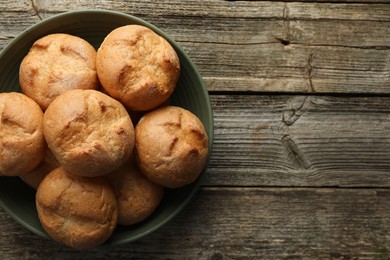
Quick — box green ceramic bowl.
[0,10,213,246]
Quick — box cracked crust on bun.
[19,33,99,110]
[96,25,180,111]
[43,89,134,177]
[135,106,208,188]
[36,167,118,249]
[0,92,46,176]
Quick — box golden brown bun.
[135,106,208,188]
[36,167,118,249]
[20,149,60,189]
[43,89,134,177]
[96,25,180,111]
[19,33,99,110]
[106,158,164,225]
[20,163,56,190]
[0,92,46,176]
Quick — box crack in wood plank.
[180,39,389,50]
[307,51,315,92]
[275,2,292,46]
[0,35,12,40]
[31,0,42,20]
[294,42,390,50]
[282,96,310,126]
[283,2,290,42]
[282,134,312,170]
[279,96,313,170]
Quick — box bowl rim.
[0,9,214,246]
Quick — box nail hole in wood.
[275,37,290,46]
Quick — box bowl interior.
[0,10,213,246]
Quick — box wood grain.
[206,95,390,187]
[0,188,389,259]
[191,43,390,93]
[0,0,389,258]
[0,1,389,94]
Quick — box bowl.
[0,10,213,246]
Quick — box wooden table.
[1,0,389,259]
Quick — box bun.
[106,158,164,225]
[20,163,57,190]
[20,149,60,189]
[96,25,180,111]
[36,167,118,249]
[0,92,46,176]
[19,33,99,110]
[135,106,208,188]
[43,89,134,177]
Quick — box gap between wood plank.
[200,185,390,190]
[208,90,390,98]
[177,40,390,50]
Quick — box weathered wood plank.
[29,0,390,22]
[0,0,31,10]
[0,11,39,37]
[286,20,390,48]
[0,188,389,259]
[206,95,390,187]
[287,3,390,21]
[32,0,285,20]
[29,1,390,46]
[0,1,389,94]
[189,43,390,93]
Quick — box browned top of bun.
[96,25,180,111]
[43,89,134,177]
[36,167,118,249]
[19,33,98,110]
[135,106,208,188]
[0,92,46,176]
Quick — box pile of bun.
[0,25,208,249]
